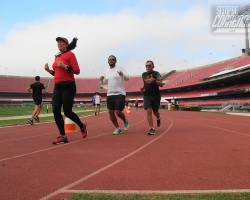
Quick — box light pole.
[238,4,250,55]
[244,20,250,55]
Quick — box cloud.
[0,6,245,77]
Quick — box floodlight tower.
[238,4,250,55]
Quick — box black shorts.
[33,96,42,105]
[107,95,125,111]
[143,96,160,111]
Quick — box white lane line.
[0,132,109,163]
[204,124,250,138]
[63,189,250,195]
[39,118,174,200]
[0,132,52,144]
[0,121,55,129]
[0,115,106,143]
[0,111,107,129]
[0,110,95,121]
[0,116,145,163]
[226,112,250,117]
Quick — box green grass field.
[0,105,92,117]
[70,193,250,200]
[0,105,106,126]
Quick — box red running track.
[0,110,250,200]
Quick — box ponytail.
[67,37,78,51]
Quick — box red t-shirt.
[52,51,80,83]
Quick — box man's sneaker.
[81,123,88,138]
[124,119,130,131]
[113,128,122,135]
[34,116,40,123]
[27,119,33,125]
[52,136,68,145]
[147,128,156,135]
[157,118,161,127]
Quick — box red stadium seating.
[162,56,250,89]
[0,55,250,97]
[162,84,250,98]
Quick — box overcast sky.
[0,0,249,77]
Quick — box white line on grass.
[63,189,250,195]
[0,111,107,129]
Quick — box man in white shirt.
[93,92,101,116]
[100,55,130,135]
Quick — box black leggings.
[52,81,83,136]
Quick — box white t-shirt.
[104,66,129,96]
[94,95,101,104]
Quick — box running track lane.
[1,111,250,200]
[46,111,250,200]
[0,110,152,200]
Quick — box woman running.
[44,37,87,144]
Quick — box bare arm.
[155,72,164,87]
[100,76,108,84]
[44,63,55,76]
[27,86,32,93]
[117,69,129,81]
[124,75,129,80]
[156,80,164,87]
